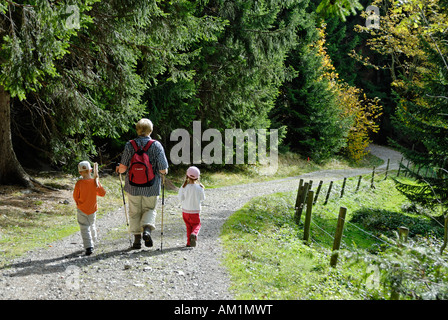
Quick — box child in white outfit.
[178,166,205,247]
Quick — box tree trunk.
[0,85,33,188]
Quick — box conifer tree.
[393,46,448,210]
[385,0,448,251]
[271,15,352,162]
[0,0,91,186]
[192,0,307,131]
[1,0,225,184]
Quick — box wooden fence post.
[405,160,411,177]
[371,167,376,189]
[355,175,362,192]
[294,185,304,223]
[340,177,347,198]
[330,207,347,267]
[324,181,333,205]
[303,190,314,243]
[313,180,323,205]
[385,159,390,179]
[295,182,310,224]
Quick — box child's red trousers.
[182,212,201,246]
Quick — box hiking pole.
[93,162,99,187]
[119,173,132,247]
[161,174,166,252]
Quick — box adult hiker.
[116,118,169,249]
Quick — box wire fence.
[283,157,448,299]
[292,157,446,267]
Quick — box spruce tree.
[271,13,351,162]
[392,0,448,211]
[191,0,307,131]
[393,73,448,209]
[1,0,225,181]
[391,0,448,252]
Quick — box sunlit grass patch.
[220,176,443,299]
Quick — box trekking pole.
[161,174,166,252]
[119,173,132,247]
[93,162,99,187]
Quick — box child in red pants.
[178,166,205,247]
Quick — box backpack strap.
[130,139,155,152]
[142,139,155,152]
[130,140,140,152]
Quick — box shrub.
[351,208,444,238]
[346,237,448,300]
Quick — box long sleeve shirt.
[178,183,205,214]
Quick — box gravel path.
[0,145,402,300]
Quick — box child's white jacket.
[178,184,205,214]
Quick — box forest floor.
[0,144,403,300]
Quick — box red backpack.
[128,139,156,187]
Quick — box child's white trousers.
[77,209,97,249]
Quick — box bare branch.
[426,94,448,100]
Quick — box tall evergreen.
[192,0,307,131]
[0,0,91,186]
[392,0,448,218]
[393,54,448,209]
[2,0,225,182]
[324,16,360,86]
[271,12,351,162]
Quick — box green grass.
[220,175,444,299]
[221,193,363,299]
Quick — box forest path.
[0,144,402,300]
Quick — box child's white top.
[178,183,205,214]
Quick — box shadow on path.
[1,243,188,278]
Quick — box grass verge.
[220,175,445,299]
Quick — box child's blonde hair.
[136,118,153,136]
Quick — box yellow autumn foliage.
[315,26,383,162]
[352,0,448,138]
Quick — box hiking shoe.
[133,234,142,249]
[190,234,197,247]
[143,227,153,248]
[85,247,94,256]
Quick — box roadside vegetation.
[221,173,448,300]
